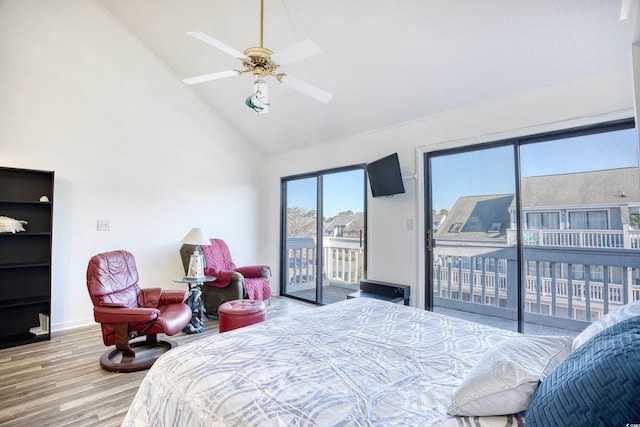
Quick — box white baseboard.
[51,318,95,333]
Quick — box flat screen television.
[366,153,405,197]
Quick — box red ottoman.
[218,299,267,333]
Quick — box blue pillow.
[526,316,640,426]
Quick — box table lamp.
[181,228,211,279]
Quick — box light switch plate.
[97,220,110,231]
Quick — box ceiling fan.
[183,0,333,114]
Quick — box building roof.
[520,167,640,208]
[324,212,364,234]
[436,194,514,239]
[436,168,640,240]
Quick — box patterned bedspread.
[122,298,525,426]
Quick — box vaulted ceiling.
[95,0,631,155]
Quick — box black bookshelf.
[0,167,53,348]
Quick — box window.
[485,258,497,273]
[589,265,604,282]
[572,264,585,281]
[488,222,502,232]
[539,262,552,278]
[448,223,462,233]
[526,212,560,229]
[568,210,608,229]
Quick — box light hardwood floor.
[0,297,314,427]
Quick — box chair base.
[99,338,177,373]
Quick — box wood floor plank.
[0,297,313,426]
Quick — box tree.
[324,210,354,223]
[287,207,316,237]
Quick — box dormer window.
[488,222,502,233]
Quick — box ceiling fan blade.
[278,74,333,103]
[183,70,240,85]
[271,39,322,66]
[187,31,247,59]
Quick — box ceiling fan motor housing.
[243,46,279,78]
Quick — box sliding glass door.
[427,145,519,331]
[425,119,639,334]
[282,166,366,304]
[518,124,640,333]
[283,176,318,301]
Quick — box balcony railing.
[287,237,316,284]
[286,237,363,286]
[508,228,640,249]
[323,238,363,284]
[524,277,626,305]
[631,230,640,249]
[287,232,640,331]
[433,244,640,329]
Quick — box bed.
[121,297,640,426]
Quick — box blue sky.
[430,127,639,212]
[287,169,365,218]
[430,145,516,212]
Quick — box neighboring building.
[514,167,640,249]
[437,168,640,247]
[324,212,364,238]
[432,167,640,326]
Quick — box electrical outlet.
[97,220,110,231]
[406,219,414,230]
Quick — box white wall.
[0,0,268,330]
[266,69,634,307]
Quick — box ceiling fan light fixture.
[246,79,269,114]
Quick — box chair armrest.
[138,287,162,308]
[99,302,128,308]
[93,306,159,324]
[229,271,244,287]
[235,265,270,279]
[204,269,239,288]
[159,290,188,305]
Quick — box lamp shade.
[181,228,211,246]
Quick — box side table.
[173,276,216,334]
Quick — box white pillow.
[572,299,640,351]
[447,335,572,417]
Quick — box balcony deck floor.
[433,306,580,337]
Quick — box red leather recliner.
[86,250,191,372]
